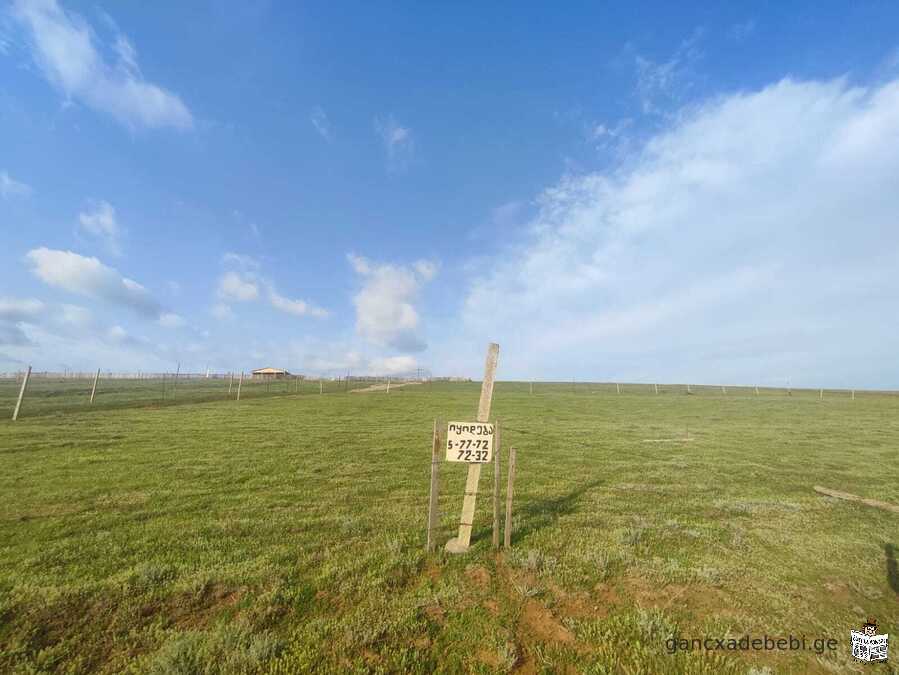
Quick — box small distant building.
[251,367,290,380]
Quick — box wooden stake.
[529,381,533,395]
[319,379,323,395]
[426,420,441,552]
[722,385,726,395]
[755,386,759,396]
[12,365,31,421]
[89,367,100,404]
[228,373,233,395]
[687,384,691,394]
[446,342,499,554]
[386,377,391,394]
[503,446,517,549]
[820,388,823,400]
[851,389,855,400]
[492,420,501,550]
[237,372,243,401]
[616,383,620,394]
[654,383,659,395]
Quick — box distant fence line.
[0,371,428,382]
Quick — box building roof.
[252,367,289,374]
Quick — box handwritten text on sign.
[446,422,495,463]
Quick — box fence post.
[426,420,441,552]
[89,367,100,404]
[12,365,31,421]
[228,373,233,396]
[755,386,759,396]
[503,446,517,549]
[172,363,180,398]
[492,420,501,550]
[445,342,499,554]
[386,377,391,394]
[851,389,855,400]
[237,372,243,401]
[616,383,620,394]
[654,383,659,395]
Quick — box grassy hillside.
[0,383,896,673]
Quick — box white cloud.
[217,271,259,302]
[310,106,332,141]
[348,254,436,352]
[78,200,121,254]
[0,170,32,199]
[11,0,192,130]
[375,115,414,171]
[158,312,185,328]
[0,297,44,321]
[450,76,899,387]
[217,256,328,319]
[25,248,162,318]
[369,355,418,376]
[58,304,91,327]
[268,287,328,318]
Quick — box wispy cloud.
[78,200,121,255]
[633,29,703,115]
[268,286,328,318]
[374,115,414,171]
[730,19,757,43]
[0,170,32,199]
[11,0,192,130]
[310,106,332,141]
[348,254,436,352]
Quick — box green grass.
[1,382,897,673]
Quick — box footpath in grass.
[0,383,897,673]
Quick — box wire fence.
[1,371,892,422]
[0,372,408,420]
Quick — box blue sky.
[1,1,898,386]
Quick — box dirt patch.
[351,381,422,393]
[520,598,574,643]
[465,564,492,590]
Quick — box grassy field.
[0,382,897,673]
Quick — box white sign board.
[445,421,495,463]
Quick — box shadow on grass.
[886,543,899,594]
[472,478,605,546]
